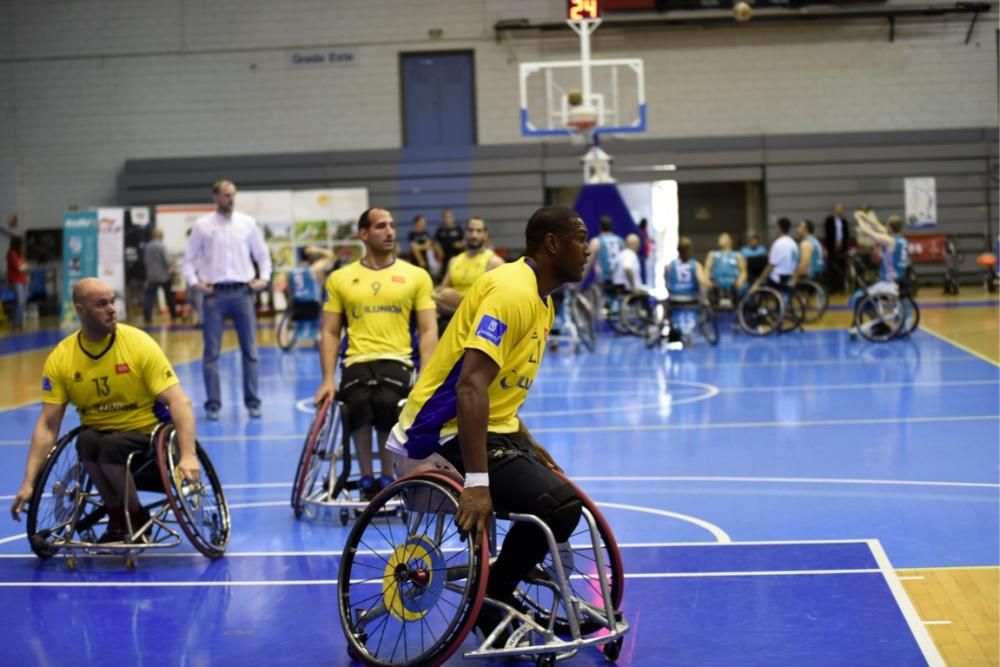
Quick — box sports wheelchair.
[276,298,322,352]
[736,283,805,336]
[291,397,405,525]
[25,424,230,569]
[547,284,597,353]
[847,254,919,342]
[793,278,828,324]
[645,294,719,348]
[337,469,628,666]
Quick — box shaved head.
[72,278,111,305]
[73,278,118,338]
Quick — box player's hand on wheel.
[10,482,33,521]
[178,453,201,483]
[314,383,335,407]
[455,486,492,541]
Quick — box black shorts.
[75,428,150,467]
[437,432,578,521]
[338,360,413,432]
[292,301,321,321]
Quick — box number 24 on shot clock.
[568,0,601,20]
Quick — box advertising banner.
[61,211,99,325]
[98,207,127,319]
[904,177,937,228]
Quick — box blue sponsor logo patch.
[41,376,52,392]
[475,315,508,346]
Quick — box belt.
[212,282,249,290]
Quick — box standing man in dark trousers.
[182,180,272,421]
[433,209,464,283]
[823,202,852,294]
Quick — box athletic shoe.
[359,476,377,502]
[376,475,395,492]
[247,405,262,419]
[206,407,220,421]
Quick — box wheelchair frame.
[645,295,719,348]
[736,284,805,336]
[276,298,322,352]
[291,397,404,525]
[547,284,597,353]
[337,470,628,666]
[850,281,920,343]
[25,423,230,568]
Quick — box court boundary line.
[920,324,999,368]
[867,538,946,667]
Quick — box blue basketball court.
[0,325,996,665]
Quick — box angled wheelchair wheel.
[276,310,297,351]
[738,287,784,336]
[794,280,828,323]
[291,398,344,519]
[698,305,719,346]
[620,293,651,336]
[777,291,806,334]
[853,294,904,343]
[569,291,596,352]
[26,427,94,559]
[506,473,624,638]
[901,296,920,336]
[156,426,230,559]
[338,472,489,667]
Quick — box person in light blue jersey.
[285,246,334,343]
[793,220,825,283]
[705,233,747,306]
[855,213,911,293]
[665,237,708,341]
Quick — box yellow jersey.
[41,323,180,433]
[448,249,496,296]
[392,258,553,459]
[323,258,435,366]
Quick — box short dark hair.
[803,219,815,234]
[777,217,792,234]
[677,236,693,260]
[525,207,580,255]
[467,216,487,230]
[358,207,387,230]
[600,216,614,232]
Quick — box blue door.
[401,51,476,147]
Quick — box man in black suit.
[823,202,851,293]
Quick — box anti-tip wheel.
[603,637,623,662]
[339,508,350,526]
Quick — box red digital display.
[568,0,603,20]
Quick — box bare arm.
[854,211,893,247]
[795,240,812,281]
[11,402,67,520]
[453,348,499,539]
[314,310,343,405]
[704,252,716,287]
[415,309,438,368]
[486,253,505,270]
[156,384,200,482]
[736,254,747,288]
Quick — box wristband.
[464,472,490,488]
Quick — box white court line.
[594,502,731,543]
[8,474,993,502]
[867,539,946,667]
[922,620,953,626]
[0,414,996,447]
[527,379,1000,397]
[898,576,925,581]
[538,355,980,371]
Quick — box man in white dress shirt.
[182,180,272,420]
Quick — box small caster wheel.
[124,556,136,570]
[64,555,77,570]
[603,637,623,661]
[535,654,556,667]
[339,508,350,526]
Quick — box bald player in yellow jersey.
[10,278,199,543]
[388,206,591,642]
[433,216,505,314]
[314,207,438,499]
